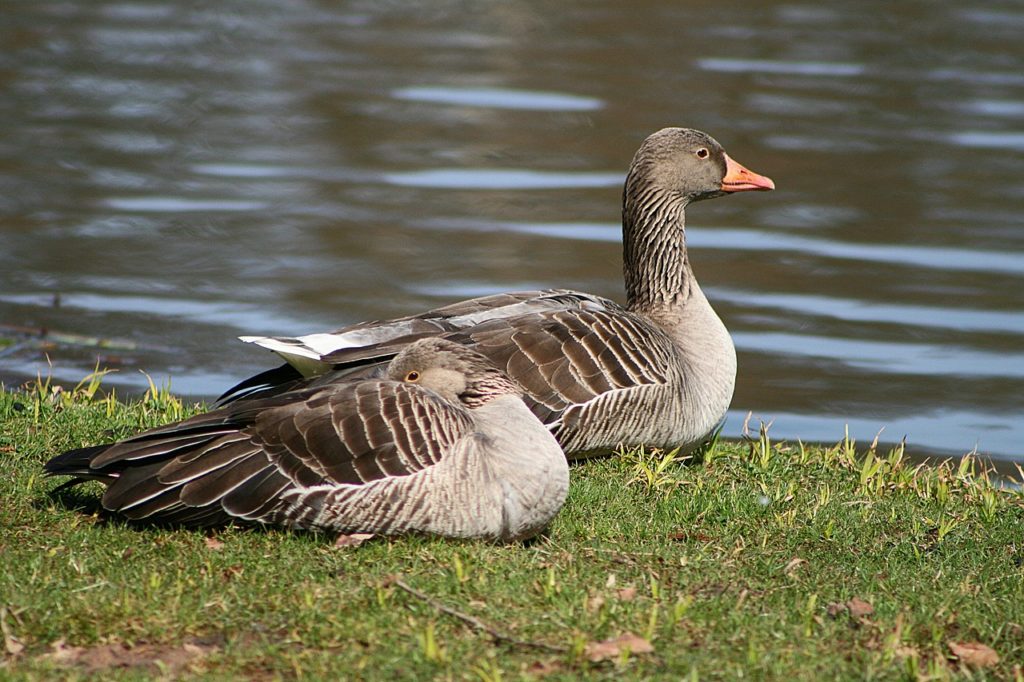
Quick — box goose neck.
[622,188,691,315]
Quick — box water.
[1,0,1022,461]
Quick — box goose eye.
[696,148,709,159]
[405,370,420,382]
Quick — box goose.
[226,128,774,458]
[45,338,570,542]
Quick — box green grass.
[1,378,1023,680]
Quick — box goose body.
[45,339,569,541]
[229,128,774,457]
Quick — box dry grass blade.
[391,577,567,653]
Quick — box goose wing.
[294,292,676,425]
[458,305,676,424]
[221,289,649,406]
[220,290,574,403]
[46,380,473,527]
[231,290,600,370]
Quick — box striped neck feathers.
[622,179,693,315]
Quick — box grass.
[1,376,1023,680]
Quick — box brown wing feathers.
[467,307,671,411]
[47,378,472,527]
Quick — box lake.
[2,0,1022,461]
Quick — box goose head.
[387,338,522,408]
[625,128,774,208]
[621,128,775,313]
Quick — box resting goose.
[45,338,569,542]
[228,127,774,458]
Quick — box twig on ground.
[390,577,568,653]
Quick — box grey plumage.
[45,338,569,541]
[229,128,775,457]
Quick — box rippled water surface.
[2,1,1022,460]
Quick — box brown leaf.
[948,640,999,668]
[585,632,654,662]
[1,607,24,656]
[847,597,874,618]
[203,537,224,551]
[586,594,605,612]
[43,639,216,673]
[48,639,83,663]
[616,587,637,602]
[826,602,846,618]
[3,632,24,656]
[334,533,375,548]
[893,645,918,659]
[668,531,712,542]
[526,660,563,677]
[221,565,244,581]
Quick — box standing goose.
[226,127,775,458]
[45,339,569,542]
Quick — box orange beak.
[721,154,775,192]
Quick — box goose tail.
[44,444,112,483]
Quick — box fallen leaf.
[616,587,637,602]
[526,660,563,677]
[605,573,617,588]
[668,531,712,542]
[181,643,206,657]
[893,645,918,659]
[1,607,24,656]
[3,632,24,656]
[585,632,654,662]
[380,574,401,587]
[948,640,999,668]
[204,537,224,551]
[48,639,83,663]
[826,602,846,618]
[221,565,244,581]
[847,597,874,618]
[334,533,375,548]
[783,557,806,575]
[43,639,216,673]
[586,594,605,612]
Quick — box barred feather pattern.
[225,128,752,457]
[281,396,568,541]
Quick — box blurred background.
[1,1,1022,461]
